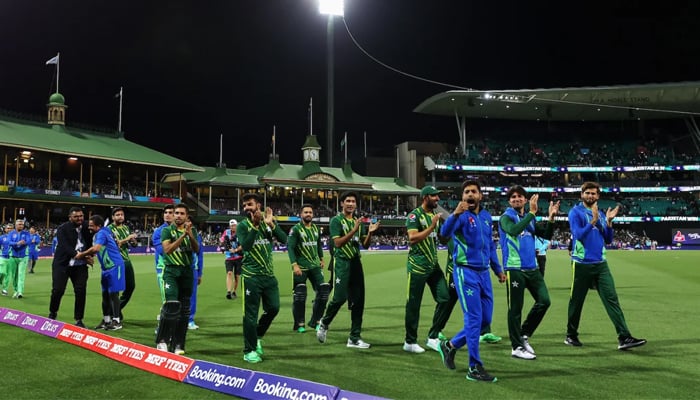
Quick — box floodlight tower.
[319,0,344,167]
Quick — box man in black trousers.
[49,207,93,327]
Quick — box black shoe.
[466,364,497,382]
[29,269,34,274]
[232,291,237,299]
[105,320,123,331]
[48,313,57,320]
[618,336,646,350]
[226,291,232,300]
[564,336,583,347]
[75,320,86,328]
[94,320,108,330]
[438,340,456,370]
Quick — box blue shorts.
[101,266,126,293]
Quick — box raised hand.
[529,194,539,214]
[591,202,599,225]
[264,207,275,227]
[454,201,469,215]
[549,200,560,219]
[606,205,620,225]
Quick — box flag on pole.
[46,54,59,65]
[340,136,346,149]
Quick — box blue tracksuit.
[499,209,539,270]
[441,208,503,367]
[152,222,169,301]
[569,203,613,264]
[189,233,204,324]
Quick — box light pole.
[319,0,344,167]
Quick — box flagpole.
[219,134,223,166]
[118,86,123,132]
[56,52,60,93]
[344,131,348,164]
[309,98,313,135]
[272,125,276,157]
[364,131,367,158]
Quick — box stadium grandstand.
[412,82,700,249]
[0,92,421,252]
[3,83,700,252]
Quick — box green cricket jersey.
[329,214,364,260]
[238,218,287,277]
[406,206,440,274]
[287,222,323,270]
[108,223,132,261]
[160,224,195,267]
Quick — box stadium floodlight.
[319,0,344,16]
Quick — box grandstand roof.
[0,116,203,171]
[170,160,421,195]
[414,82,700,121]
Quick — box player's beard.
[582,198,596,207]
[426,199,438,211]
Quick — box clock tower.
[301,135,322,164]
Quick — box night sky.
[2,1,699,169]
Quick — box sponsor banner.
[56,323,111,353]
[0,308,25,326]
[336,390,389,400]
[56,324,194,380]
[134,196,176,204]
[210,209,242,215]
[243,371,338,400]
[12,186,176,205]
[672,228,700,245]
[183,360,252,397]
[17,313,64,337]
[103,337,194,381]
[276,216,301,222]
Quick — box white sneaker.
[522,335,535,355]
[426,338,440,352]
[173,346,185,355]
[156,342,168,352]
[511,346,536,360]
[317,323,328,343]
[403,342,426,353]
[188,322,199,330]
[347,338,371,349]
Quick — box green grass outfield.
[2,250,699,399]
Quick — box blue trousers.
[451,266,494,367]
[190,266,199,323]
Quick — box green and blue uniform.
[108,223,136,311]
[6,229,30,296]
[567,203,632,338]
[0,233,10,291]
[152,222,168,302]
[93,228,125,293]
[499,208,553,350]
[441,209,503,367]
[189,233,203,324]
